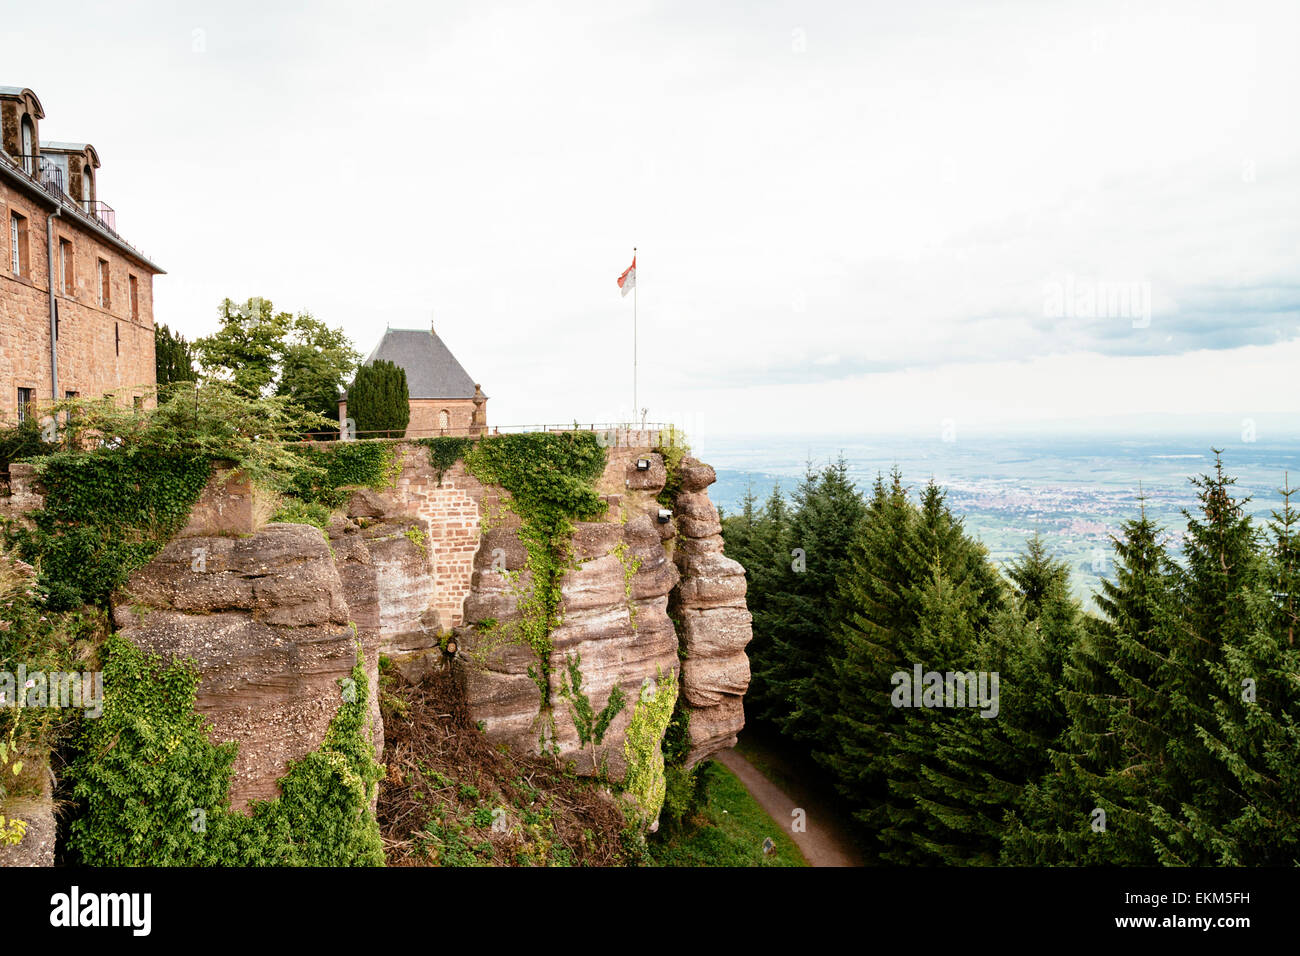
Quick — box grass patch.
[648,761,807,867]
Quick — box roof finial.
[431,308,436,337]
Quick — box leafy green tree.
[195,297,292,397]
[347,360,410,437]
[194,299,357,426]
[277,313,360,427]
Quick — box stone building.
[1,86,162,424]
[340,323,487,438]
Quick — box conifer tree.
[1150,452,1259,863]
[1199,477,1300,864]
[760,458,866,748]
[155,323,197,390]
[823,471,1005,860]
[916,535,1076,865]
[348,359,410,437]
[721,484,793,725]
[1002,496,1172,865]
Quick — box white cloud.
[5,0,1297,434]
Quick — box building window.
[64,390,78,424]
[98,258,110,308]
[129,274,139,320]
[20,118,34,173]
[115,323,120,356]
[133,396,143,414]
[17,388,33,422]
[438,409,451,431]
[60,238,73,295]
[10,213,28,277]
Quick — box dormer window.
[20,117,34,173]
[82,166,94,210]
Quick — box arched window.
[438,409,451,432]
[82,165,94,209]
[20,118,34,174]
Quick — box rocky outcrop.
[113,522,384,812]
[329,489,444,681]
[455,446,749,778]
[670,458,752,766]
[108,439,752,815]
[457,454,683,778]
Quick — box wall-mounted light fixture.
[657,508,673,523]
[636,457,652,471]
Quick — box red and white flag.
[617,256,636,297]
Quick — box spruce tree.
[1150,452,1259,863]
[1002,496,1173,865]
[759,458,867,748]
[916,535,1077,865]
[823,471,1005,860]
[721,484,793,726]
[1199,477,1300,863]
[818,468,917,851]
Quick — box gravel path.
[713,748,864,867]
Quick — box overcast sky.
[6,0,1298,438]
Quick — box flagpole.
[633,246,637,424]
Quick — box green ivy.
[459,432,608,707]
[283,441,401,508]
[654,426,691,508]
[9,448,213,609]
[66,634,384,866]
[558,652,627,776]
[622,669,678,828]
[418,436,474,486]
[658,695,702,831]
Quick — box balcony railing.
[0,151,134,248]
[10,154,64,196]
[82,200,116,234]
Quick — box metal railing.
[326,422,675,446]
[82,200,116,234]
[0,150,143,255]
[10,154,64,195]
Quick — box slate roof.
[355,328,481,400]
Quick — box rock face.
[456,446,749,777]
[104,438,752,820]
[457,502,680,777]
[329,489,444,681]
[113,522,384,812]
[669,458,753,765]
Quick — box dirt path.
[713,748,864,867]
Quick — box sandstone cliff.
[112,521,384,812]
[6,433,751,853]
